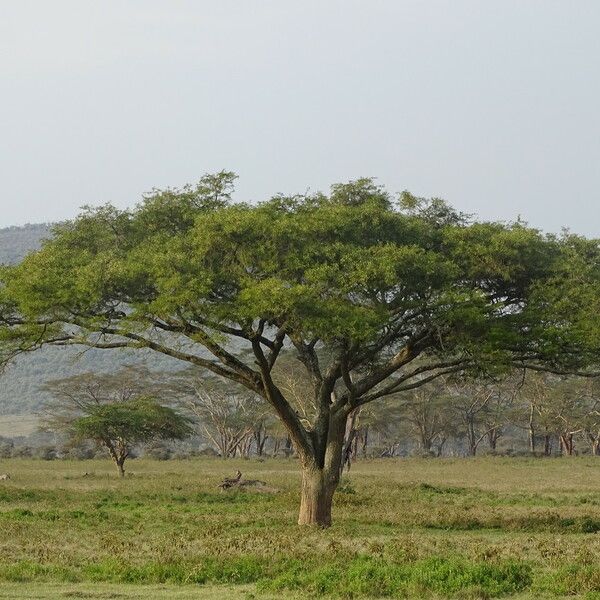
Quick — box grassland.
[0,457,599,599]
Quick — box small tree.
[187,386,267,458]
[72,398,192,475]
[446,378,517,456]
[41,369,192,475]
[362,398,405,457]
[399,382,458,456]
[519,372,557,455]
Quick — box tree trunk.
[420,431,432,453]
[544,434,552,456]
[298,466,337,527]
[560,434,574,456]
[529,428,536,453]
[296,409,347,527]
[435,436,447,457]
[466,417,477,456]
[341,409,359,474]
[272,437,280,457]
[255,429,268,457]
[105,442,126,477]
[528,404,536,454]
[487,428,498,451]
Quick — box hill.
[0,223,52,265]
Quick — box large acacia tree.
[1,172,599,525]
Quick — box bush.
[32,446,58,460]
[11,445,33,458]
[62,445,96,460]
[143,442,172,461]
[0,441,14,458]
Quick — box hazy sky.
[1,1,599,235]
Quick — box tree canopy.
[1,172,599,523]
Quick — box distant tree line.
[2,366,598,470]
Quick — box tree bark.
[420,431,432,453]
[341,409,359,474]
[559,434,574,456]
[298,466,337,527]
[543,434,552,456]
[528,404,536,454]
[467,417,477,456]
[487,428,498,451]
[528,428,536,453]
[297,409,347,527]
[105,441,126,477]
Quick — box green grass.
[0,456,599,598]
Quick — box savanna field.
[0,458,599,599]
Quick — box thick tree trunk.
[298,466,337,527]
[297,409,347,527]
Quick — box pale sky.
[1,1,599,235]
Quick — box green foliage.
[3,174,598,370]
[72,397,192,448]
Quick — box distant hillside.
[0,224,187,420]
[0,223,52,265]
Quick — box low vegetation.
[0,457,599,598]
